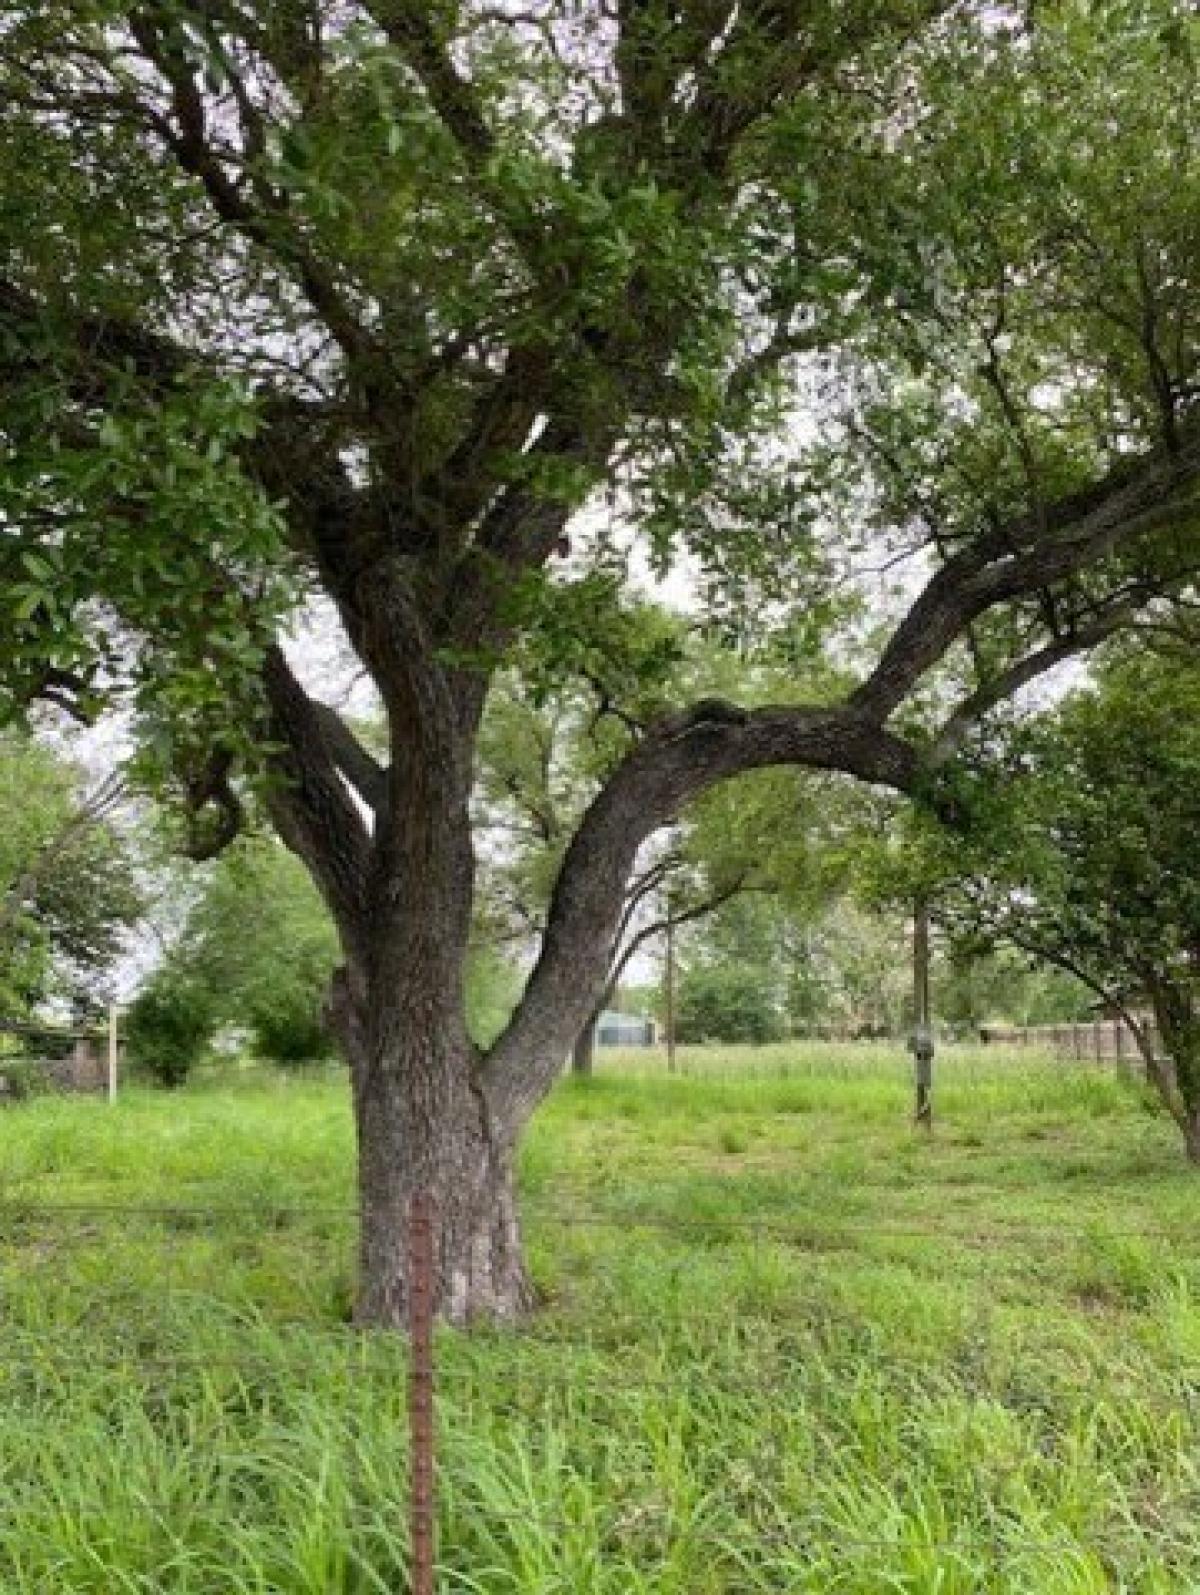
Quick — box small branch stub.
[408,1191,436,1595]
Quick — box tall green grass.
[1,1045,1197,1591]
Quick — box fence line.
[0,1195,1193,1245]
[3,1188,1197,1584]
[980,1016,1160,1065]
[0,1019,112,1042]
[0,1003,124,1099]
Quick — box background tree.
[0,732,141,1018]
[933,947,1089,1035]
[898,651,1200,1160]
[1,3,1198,1323]
[126,838,338,1083]
[128,835,519,1081]
[676,960,786,1046]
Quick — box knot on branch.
[659,699,751,742]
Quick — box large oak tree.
[1,1,1198,1324]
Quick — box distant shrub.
[125,972,216,1087]
[250,1000,336,1066]
[676,966,786,1046]
[717,1123,749,1155]
[0,1056,53,1103]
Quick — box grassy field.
[1,1042,1198,1592]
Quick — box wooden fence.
[0,1012,123,1100]
[979,1017,1158,1067]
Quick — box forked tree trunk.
[324,707,543,1329]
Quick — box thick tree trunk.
[323,691,538,1329]
[571,1008,599,1076]
[328,930,537,1329]
[348,1021,533,1326]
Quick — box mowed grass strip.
[1,1044,1197,1592]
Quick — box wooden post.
[107,1003,119,1105]
[912,899,933,1130]
[664,913,677,1075]
[408,1192,436,1595]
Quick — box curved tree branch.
[985,923,1185,1126]
[261,646,373,944]
[929,601,1145,763]
[482,699,917,1127]
[852,423,1200,723]
[485,417,1200,1129]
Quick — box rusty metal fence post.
[408,1191,436,1595]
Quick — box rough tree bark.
[349,1020,533,1323]
[1146,985,1200,1167]
[317,689,542,1324]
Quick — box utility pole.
[664,912,677,1075]
[911,898,934,1130]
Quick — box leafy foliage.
[125,969,216,1088]
[1,2,1194,805]
[0,733,141,1017]
[676,963,786,1045]
[891,648,1200,1153]
[129,838,340,1076]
